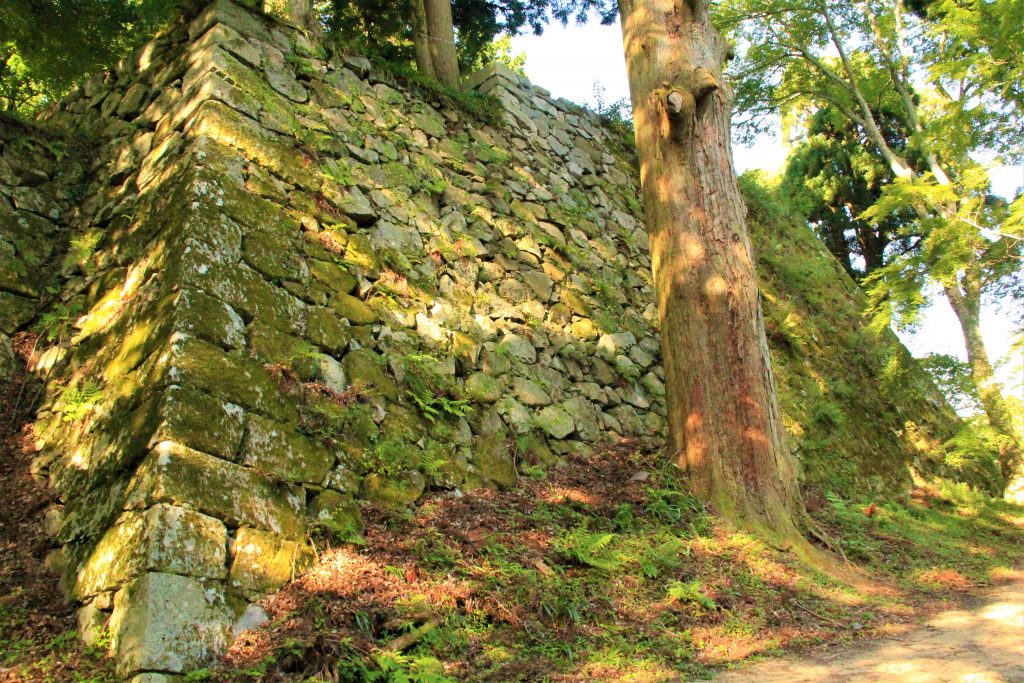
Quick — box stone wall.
[0,0,957,677]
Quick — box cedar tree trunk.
[617,0,804,535]
[410,0,437,79]
[423,0,460,87]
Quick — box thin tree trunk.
[617,0,805,537]
[423,0,460,87]
[410,0,436,79]
[944,280,1024,501]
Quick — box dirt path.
[711,573,1024,683]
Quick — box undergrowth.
[208,442,1024,682]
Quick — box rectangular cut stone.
[228,527,312,597]
[169,244,303,334]
[242,413,333,484]
[175,288,246,350]
[188,0,272,42]
[73,504,228,599]
[127,443,305,538]
[192,22,262,68]
[185,100,312,187]
[110,572,239,676]
[154,385,245,462]
[163,335,298,424]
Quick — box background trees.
[781,107,915,279]
[723,0,1024,499]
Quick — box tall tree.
[423,0,461,86]
[723,0,1024,500]
[616,0,806,539]
[410,0,436,79]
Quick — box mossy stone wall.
[0,0,958,677]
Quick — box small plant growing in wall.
[57,381,103,422]
[400,353,471,423]
[323,158,355,186]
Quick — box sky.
[510,18,1023,398]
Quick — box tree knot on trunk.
[663,67,720,141]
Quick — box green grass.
[206,442,1024,682]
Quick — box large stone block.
[241,413,334,484]
[154,385,245,462]
[228,527,312,597]
[110,572,240,676]
[73,504,228,600]
[162,334,298,424]
[127,442,306,538]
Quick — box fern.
[645,489,702,524]
[666,580,717,610]
[59,381,103,422]
[553,527,621,570]
[638,536,686,579]
[369,651,454,683]
[37,302,82,342]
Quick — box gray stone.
[512,376,551,406]
[497,333,536,364]
[266,67,308,102]
[561,396,601,443]
[117,83,149,117]
[535,405,574,439]
[522,270,554,301]
[597,331,637,357]
[110,572,238,676]
[314,353,347,392]
[497,396,533,433]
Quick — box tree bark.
[263,0,317,32]
[410,0,436,79]
[944,280,1024,501]
[617,0,805,536]
[423,0,460,87]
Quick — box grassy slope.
[203,442,1024,682]
[741,174,965,499]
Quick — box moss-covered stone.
[308,489,363,535]
[186,101,311,187]
[247,319,305,363]
[243,229,304,281]
[330,292,378,324]
[127,443,305,538]
[342,232,380,278]
[309,258,357,294]
[164,335,298,424]
[0,291,35,334]
[175,289,246,349]
[360,470,426,510]
[472,431,517,488]
[342,348,398,401]
[241,413,333,484]
[535,405,574,439]
[304,306,351,354]
[154,386,245,461]
[228,527,312,597]
[463,372,502,403]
